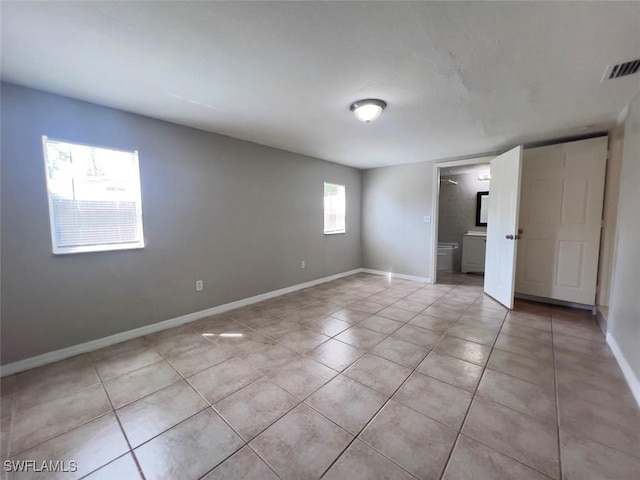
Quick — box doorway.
[431,157,493,285]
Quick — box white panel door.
[484,146,523,309]
[515,137,607,305]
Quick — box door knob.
[506,234,514,240]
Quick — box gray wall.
[608,92,640,385]
[438,172,489,270]
[362,162,435,279]
[0,83,362,364]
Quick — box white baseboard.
[361,268,431,284]
[606,332,640,409]
[0,268,361,377]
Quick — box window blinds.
[42,137,145,254]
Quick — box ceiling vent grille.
[605,59,640,80]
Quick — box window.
[324,182,346,234]
[42,137,144,254]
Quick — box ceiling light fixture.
[478,173,491,181]
[350,99,387,123]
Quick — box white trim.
[0,268,361,377]
[606,332,640,409]
[361,268,431,284]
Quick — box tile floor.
[1,272,639,479]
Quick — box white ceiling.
[2,1,639,169]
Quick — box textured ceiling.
[2,1,639,169]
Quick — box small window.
[42,136,145,254]
[324,182,346,234]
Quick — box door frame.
[430,155,495,283]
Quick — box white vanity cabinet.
[461,233,486,273]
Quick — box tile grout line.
[88,352,148,480]
[317,280,487,479]
[437,292,509,480]
[550,314,564,480]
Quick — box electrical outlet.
[423,215,431,223]
[301,260,306,269]
[196,280,203,291]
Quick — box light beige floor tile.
[202,446,278,480]
[93,346,163,381]
[328,308,371,324]
[188,358,262,404]
[422,305,462,321]
[304,316,351,337]
[553,316,601,332]
[11,413,128,480]
[349,300,387,315]
[393,372,473,430]
[250,318,301,338]
[84,454,142,480]
[89,338,151,362]
[267,357,336,399]
[391,324,442,349]
[14,355,100,413]
[215,377,298,441]
[447,323,499,346]
[500,321,553,345]
[487,349,555,390]
[554,349,624,380]
[558,395,640,459]
[370,337,429,369]
[305,375,387,435]
[431,299,471,314]
[417,352,483,392]
[308,339,366,371]
[1,395,13,423]
[165,343,233,377]
[343,354,412,396]
[241,344,301,374]
[391,298,429,313]
[443,434,551,480]
[504,312,551,331]
[135,409,243,480]
[560,431,640,480]
[276,328,330,353]
[463,397,559,479]
[358,315,403,335]
[334,326,387,350]
[360,400,457,480]
[1,418,10,460]
[117,380,207,447]
[249,404,352,480]
[146,326,210,358]
[104,360,181,408]
[376,306,417,323]
[552,333,613,359]
[409,313,456,333]
[556,367,637,412]
[191,315,244,335]
[477,369,556,424]
[323,439,415,480]
[11,383,111,455]
[435,336,491,366]
[212,330,276,354]
[494,333,553,361]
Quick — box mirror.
[476,191,489,226]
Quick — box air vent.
[604,59,640,80]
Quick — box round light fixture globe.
[350,99,387,123]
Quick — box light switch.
[423,216,431,223]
